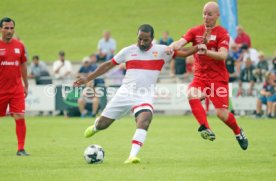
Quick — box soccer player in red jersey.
[0,17,29,156]
[167,2,248,150]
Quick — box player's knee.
[216,109,228,121]
[12,113,24,120]
[137,119,151,130]
[187,90,203,100]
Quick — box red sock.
[224,113,240,135]
[15,119,26,150]
[189,99,210,129]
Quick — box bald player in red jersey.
[0,17,29,156]
[167,1,248,150]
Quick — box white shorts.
[101,86,154,119]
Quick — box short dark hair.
[32,55,39,60]
[0,17,15,27]
[138,24,154,38]
[59,51,65,56]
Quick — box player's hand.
[165,46,174,55]
[202,28,211,44]
[197,44,207,55]
[24,86,28,98]
[73,77,89,87]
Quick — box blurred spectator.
[97,30,116,61]
[78,81,100,118]
[226,54,238,82]
[53,51,72,81]
[159,31,173,46]
[240,44,259,66]
[229,43,242,74]
[255,72,276,118]
[271,50,276,74]
[78,54,104,87]
[78,56,97,78]
[235,25,251,48]
[170,56,186,77]
[28,55,51,85]
[238,58,256,96]
[273,102,276,117]
[229,43,241,61]
[253,51,269,82]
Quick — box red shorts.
[0,91,25,117]
[188,78,229,109]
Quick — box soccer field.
[0,115,275,181]
[1,0,275,61]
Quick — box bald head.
[204,2,219,14]
[203,1,220,28]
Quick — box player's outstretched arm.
[73,60,116,87]
[205,47,228,60]
[165,38,188,55]
[176,45,199,57]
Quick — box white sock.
[129,129,147,158]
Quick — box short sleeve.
[182,27,195,43]
[218,29,230,50]
[112,47,128,64]
[21,44,27,64]
[161,45,173,62]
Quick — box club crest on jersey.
[152,51,158,57]
[0,48,5,55]
[14,48,20,54]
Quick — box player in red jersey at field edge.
[0,17,29,156]
[167,1,248,150]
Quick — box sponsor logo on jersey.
[14,48,20,54]
[0,60,20,66]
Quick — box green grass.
[0,0,275,62]
[0,115,275,181]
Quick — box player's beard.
[5,33,13,42]
[139,45,148,51]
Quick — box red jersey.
[183,25,230,82]
[235,32,251,47]
[0,39,27,94]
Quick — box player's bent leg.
[216,108,248,150]
[124,109,152,164]
[188,87,215,140]
[84,116,115,138]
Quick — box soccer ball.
[83,144,105,164]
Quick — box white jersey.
[112,44,173,92]
[101,44,174,119]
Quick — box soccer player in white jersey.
[73,24,203,164]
